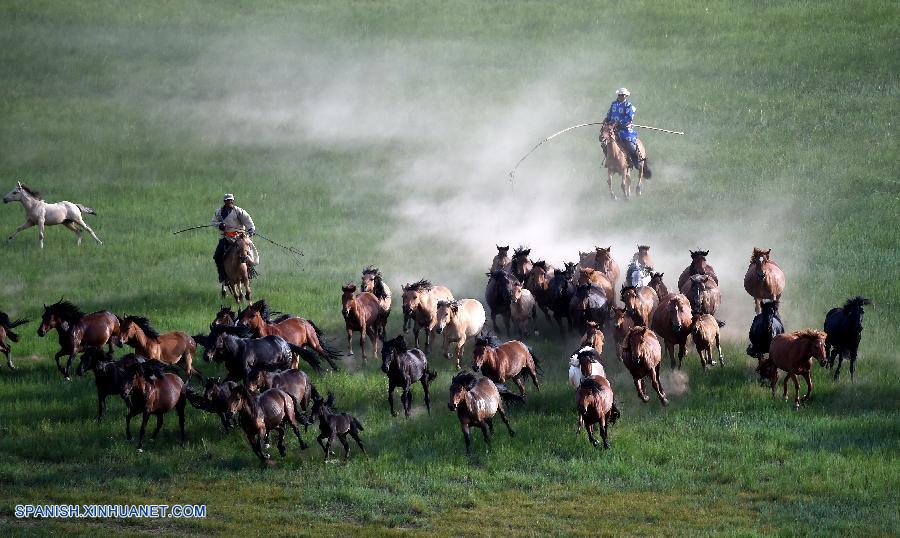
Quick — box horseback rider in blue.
[212,194,256,283]
[602,88,644,169]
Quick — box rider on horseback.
[212,194,256,283]
[602,88,644,169]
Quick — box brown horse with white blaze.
[621,326,668,405]
[472,333,540,397]
[757,330,827,408]
[744,248,786,314]
[118,315,199,381]
[401,279,454,353]
[341,283,387,360]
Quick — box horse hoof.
[640,395,650,403]
[609,193,617,201]
[137,448,143,453]
[661,398,669,406]
[709,360,717,367]
[264,443,270,450]
[391,411,398,417]
[64,376,71,381]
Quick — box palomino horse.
[568,346,606,390]
[0,312,28,370]
[485,271,513,335]
[650,293,692,369]
[117,315,199,381]
[341,283,387,360]
[435,299,487,369]
[490,245,511,273]
[621,326,668,406]
[237,300,340,370]
[509,246,533,283]
[3,181,102,248]
[599,122,650,200]
[472,333,540,397]
[401,279,454,353]
[525,260,555,322]
[690,313,725,369]
[576,376,620,449]
[757,330,827,408]
[121,363,187,452]
[360,265,392,318]
[37,300,120,380]
[592,246,620,287]
[229,384,308,461]
[308,390,367,462]
[744,248,786,314]
[620,285,659,326]
[611,308,634,361]
[677,250,719,290]
[380,335,436,417]
[510,280,537,338]
[221,231,253,304]
[681,274,721,316]
[824,296,873,381]
[448,372,519,454]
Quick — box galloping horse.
[620,285,659,326]
[650,293,692,369]
[747,300,785,364]
[221,231,253,304]
[360,265,392,314]
[621,326,668,406]
[648,272,670,300]
[824,296,873,381]
[690,313,725,369]
[401,279,454,353]
[632,245,655,269]
[568,346,606,390]
[599,122,649,200]
[744,248,786,314]
[3,181,101,248]
[380,335,436,418]
[484,271,513,335]
[118,315,199,381]
[576,267,615,306]
[490,245,511,273]
[611,308,634,361]
[592,246,620,287]
[237,299,340,370]
[0,312,28,370]
[509,246,533,283]
[472,333,540,397]
[341,283,387,360]
[121,362,187,452]
[677,250,718,290]
[757,330,827,408]
[229,384,308,461]
[37,300,120,380]
[569,284,609,333]
[448,372,519,454]
[576,376,620,449]
[547,262,576,334]
[681,274,721,316]
[435,299,487,368]
[525,260,555,321]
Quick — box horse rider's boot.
[216,262,226,283]
[627,142,642,168]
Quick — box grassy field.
[1,1,898,535]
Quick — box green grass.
[1,1,898,535]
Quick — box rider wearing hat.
[212,193,256,283]
[603,87,643,168]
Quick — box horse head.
[471,332,499,372]
[844,296,873,333]
[668,295,692,334]
[752,248,771,280]
[380,334,406,373]
[341,283,357,317]
[360,266,381,294]
[688,275,712,313]
[434,300,457,335]
[448,372,478,411]
[2,183,22,204]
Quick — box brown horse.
[599,121,649,200]
[650,293,692,369]
[648,271,670,300]
[490,245,511,273]
[677,249,719,290]
[757,330,827,409]
[37,300,120,380]
[690,313,725,369]
[229,384,308,461]
[621,326,668,405]
[119,316,199,381]
[237,299,340,370]
[620,285,659,326]
[577,267,615,305]
[681,274,721,316]
[401,279,454,353]
[210,305,237,329]
[341,283,387,360]
[580,320,605,355]
[592,246,620,287]
[121,364,187,451]
[0,312,28,370]
[509,246,533,283]
[360,265,392,314]
[222,231,252,304]
[472,333,540,397]
[744,248,786,314]
[448,372,519,454]
[525,260,555,321]
[576,376,620,449]
[611,308,634,361]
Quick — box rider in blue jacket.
[603,88,643,168]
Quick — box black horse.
[380,335,436,418]
[485,270,513,335]
[824,296,873,381]
[199,325,299,384]
[547,262,576,334]
[746,300,785,363]
[306,389,366,462]
[183,376,240,432]
[76,349,161,422]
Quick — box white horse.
[625,260,652,288]
[2,182,101,248]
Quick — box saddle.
[223,236,260,267]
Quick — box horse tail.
[75,203,97,215]
[609,402,621,425]
[4,317,29,330]
[494,382,526,404]
[351,416,365,432]
[716,319,726,328]
[526,346,544,378]
[426,369,438,382]
[288,343,323,374]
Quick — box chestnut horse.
[472,333,540,397]
[525,260,555,322]
[341,283,387,360]
[648,272,670,300]
[121,363,187,451]
[757,330,827,408]
[221,231,253,304]
[119,315,199,381]
[599,122,649,200]
[744,248,786,314]
[621,326,668,405]
[0,312,28,370]
[690,313,725,369]
[592,246,620,287]
[229,384,308,461]
[448,372,519,454]
[579,320,605,355]
[620,285,659,326]
[577,267,615,306]
[360,265,392,314]
[576,376,620,449]
[37,299,120,380]
[681,274,721,316]
[237,299,340,370]
[611,308,634,361]
[650,293,692,369]
[677,249,718,290]
[401,279,454,353]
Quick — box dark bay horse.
[648,271,670,300]
[448,372,519,454]
[0,312,28,370]
[650,293,692,369]
[308,390,367,462]
[230,384,308,461]
[509,246,533,283]
[247,368,314,422]
[677,249,719,290]
[547,262,576,334]
[121,363,187,451]
[380,335,436,417]
[119,315,198,381]
[38,300,120,379]
[202,325,300,383]
[484,271,513,335]
[238,299,340,370]
[525,260,555,322]
[824,296,873,381]
[341,283,387,360]
[757,330,827,408]
[743,248,786,314]
[210,305,237,329]
[76,349,151,422]
[621,326,668,406]
[472,333,540,397]
[747,300,785,365]
[576,376,620,449]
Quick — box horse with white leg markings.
[3,182,101,248]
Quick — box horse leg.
[801,372,813,402]
[338,434,351,460]
[177,399,186,445]
[97,394,106,422]
[666,341,675,369]
[716,333,725,366]
[486,417,495,435]
[497,405,515,437]
[850,350,858,382]
[421,377,432,415]
[402,383,413,418]
[634,378,650,402]
[833,350,845,380]
[150,413,164,440]
[289,418,308,450]
[600,417,610,449]
[275,426,287,457]
[479,423,491,445]
[461,423,472,454]
[6,221,34,244]
[527,364,541,392]
[73,215,102,245]
[2,346,13,371]
[677,342,686,370]
[782,373,790,400]
[387,381,397,417]
[586,423,599,447]
[512,376,527,397]
[621,171,630,200]
[454,339,464,370]
[651,365,668,406]
[607,171,617,200]
[37,218,45,249]
[791,373,801,408]
[64,352,77,380]
[125,409,140,440]
[359,324,367,361]
[62,221,83,245]
[754,298,761,315]
[346,327,354,356]
[636,167,644,197]
[324,434,336,462]
[137,412,150,451]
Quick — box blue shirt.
[605,99,637,141]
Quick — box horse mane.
[843,296,872,310]
[532,260,548,271]
[46,300,84,323]
[450,371,479,391]
[751,248,770,262]
[578,376,606,395]
[18,183,42,200]
[690,249,709,259]
[474,331,502,348]
[513,246,530,258]
[404,279,433,292]
[761,299,780,311]
[386,335,408,353]
[124,315,160,339]
[210,323,254,339]
[796,329,827,341]
[362,265,382,278]
[637,245,650,251]
[236,384,259,417]
[246,299,272,321]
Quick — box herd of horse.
[0,243,874,457]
